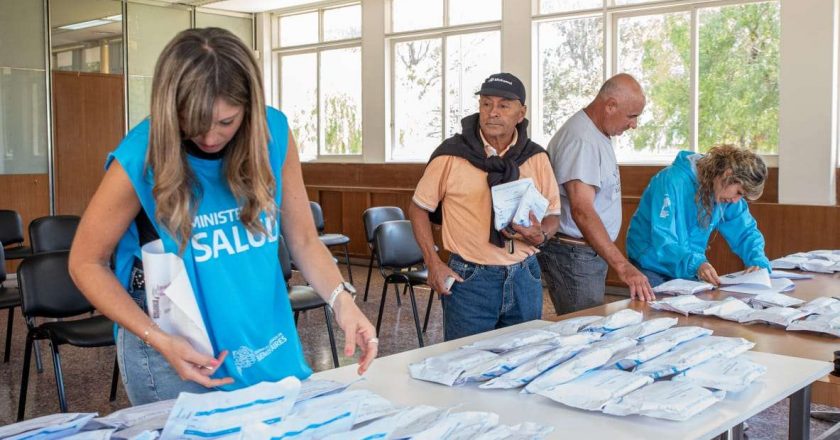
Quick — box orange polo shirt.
[413,138,562,266]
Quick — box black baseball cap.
[475,72,526,105]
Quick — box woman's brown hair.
[695,144,767,226]
[147,27,276,252]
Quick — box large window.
[275,3,362,161]
[534,0,780,162]
[389,0,501,162]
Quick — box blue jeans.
[537,239,608,315]
[441,254,543,341]
[117,288,211,405]
[630,259,673,287]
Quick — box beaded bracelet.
[141,322,159,346]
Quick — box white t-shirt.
[546,110,622,241]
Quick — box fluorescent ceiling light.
[103,14,122,21]
[202,0,326,13]
[59,19,112,30]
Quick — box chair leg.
[375,281,389,336]
[110,356,119,401]
[323,307,340,368]
[342,244,354,284]
[363,252,375,302]
[17,332,34,421]
[50,341,68,413]
[28,318,43,373]
[423,290,435,333]
[4,307,13,363]
[394,283,402,307]
[407,285,425,347]
[294,311,300,325]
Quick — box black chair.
[309,201,354,284]
[373,220,435,347]
[17,251,119,421]
[0,246,21,363]
[0,210,32,260]
[29,215,80,253]
[278,235,339,368]
[362,207,405,302]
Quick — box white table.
[312,320,833,440]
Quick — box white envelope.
[512,184,549,228]
[490,178,535,231]
[141,240,214,356]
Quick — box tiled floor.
[0,264,837,438]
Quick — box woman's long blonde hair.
[695,144,767,226]
[148,27,276,252]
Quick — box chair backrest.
[0,246,6,283]
[363,206,405,244]
[29,215,81,253]
[277,235,293,282]
[0,210,25,247]
[374,220,424,269]
[17,251,94,318]
[309,201,325,233]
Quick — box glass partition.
[196,10,253,48]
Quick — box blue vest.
[109,107,312,389]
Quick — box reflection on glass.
[539,0,602,14]
[616,12,690,161]
[323,5,361,41]
[127,2,190,127]
[449,0,501,25]
[320,47,362,155]
[50,0,122,74]
[698,2,779,153]
[0,70,48,174]
[392,38,442,161]
[281,53,317,161]
[280,12,318,47]
[392,0,443,32]
[536,17,603,145]
[445,31,500,138]
[196,12,254,48]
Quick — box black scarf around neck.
[425,113,547,248]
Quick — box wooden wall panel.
[52,71,124,216]
[0,174,50,273]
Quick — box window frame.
[533,0,780,166]
[386,5,502,163]
[273,2,363,162]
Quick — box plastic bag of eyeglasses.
[634,336,754,379]
[323,405,450,440]
[800,297,840,315]
[702,297,754,322]
[537,369,653,411]
[749,292,805,309]
[672,355,767,392]
[241,396,359,440]
[606,327,713,370]
[409,348,498,386]
[602,381,725,421]
[472,422,554,440]
[479,343,592,389]
[541,316,602,335]
[738,306,812,327]
[583,309,644,333]
[461,342,559,382]
[459,328,558,353]
[602,317,678,341]
[0,413,97,440]
[652,278,716,296]
[787,312,840,337]
[650,295,720,316]
[523,337,637,394]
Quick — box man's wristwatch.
[328,281,357,309]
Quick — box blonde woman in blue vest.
[69,28,377,404]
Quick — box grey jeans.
[537,239,608,315]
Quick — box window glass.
[445,31,501,138]
[323,4,361,41]
[320,47,362,155]
[392,0,443,32]
[616,11,690,161]
[279,12,318,47]
[392,38,442,161]
[281,53,318,161]
[449,0,501,26]
[540,0,602,14]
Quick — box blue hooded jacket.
[626,150,770,279]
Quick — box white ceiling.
[159,0,327,13]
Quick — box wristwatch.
[328,281,357,309]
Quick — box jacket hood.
[671,150,701,184]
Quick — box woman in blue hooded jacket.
[626,145,770,287]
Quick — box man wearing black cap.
[408,72,562,341]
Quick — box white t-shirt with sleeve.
[546,109,622,241]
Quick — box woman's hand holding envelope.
[149,329,234,388]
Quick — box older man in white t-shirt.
[538,73,655,314]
